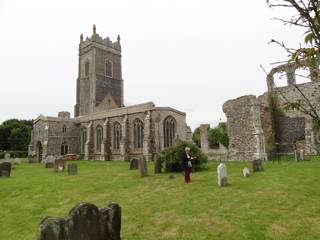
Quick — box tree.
[192,127,201,147]
[208,122,229,149]
[266,0,320,128]
[0,119,33,151]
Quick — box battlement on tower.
[79,24,121,53]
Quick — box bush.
[160,140,208,172]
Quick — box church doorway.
[36,141,43,162]
[61,142,69,156]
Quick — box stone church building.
[29,25,191,162]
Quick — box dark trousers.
[184,168,191,183]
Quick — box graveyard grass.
[1,158,320,240]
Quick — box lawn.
[1,158,320,240]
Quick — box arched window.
[163,116,176,148]
[113,122,122,151]
[105,60,113,77]
[81,128,87,153]
[61,142,69,155]
[96,125,103,152]
[62,125,67,134]
[85,61,90,77]
[133,119,144,150]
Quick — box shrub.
[160,140,207,172]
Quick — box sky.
[0,0,305,130]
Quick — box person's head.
[185,147,190,153]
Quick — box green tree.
[192,127,201,147]
[208,122,229,149]
[0,119,33,151]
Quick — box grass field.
[1,158,320,240]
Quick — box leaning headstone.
[54,159,65,172]
[129,158,139,170]
[252,159,263,172]
[217,163,227,187]
[139,156,148,177]
[0,162,11,177]
[38,202,121,240]
[68,163,78,175]
[154,155,162,174]
[243,167,250,177]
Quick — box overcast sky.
[0,0,304,130]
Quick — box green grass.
[1,158,320,240]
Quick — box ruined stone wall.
[223,95,267,161]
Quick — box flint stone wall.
[38,202,121,240]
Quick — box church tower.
[74,25,123,117]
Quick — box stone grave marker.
[54,159,66,172]
[0,162,11,177]
[38,202,121,240]
[129,158,139,170]
[139,156,148,177]
[4,153,10,160]
[68,163,78,175]
[243,167,250,177]
[44,155,55,164]
[252,159,263,172]
[217,163,227,187]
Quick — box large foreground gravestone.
[129,159,139,170]
[139,156,148,177]
[252,159,263,172]
[38,202,121,240]
[67,163,78,175]
[0,162,11,177]
[217,163,228,187]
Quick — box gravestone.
[38,202,121,240]
[54,159,66,172]
[4,153,10,160]
[129,159,139,170]
[44,155,55,164]
[154,155,162,174]
[0,162,11,177]
[252,159,263,172]
[243,167,250,177]
[217,163,227,187]
[68,163,78,175]
[139,156,148,177]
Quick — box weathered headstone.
[243,167,250,177]
[0,162,11,177]
[252,159,263,172]
[139,156,148,177]
[38,202,121,240]
[4,153,10,160]
[154,155,162,174]
[68,163,78,175]
[54,159,65,172]
[44,155,55,164]
[129,158,139,170]
[217,163,227,187]
[299,149,304,161]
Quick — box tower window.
[81,128,87,153]
[61,142,69,156]
[85,61,90,77]
[105,60,113,77]
[163,116,176,148]
[62,125,67,134]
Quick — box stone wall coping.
[154,107,186,116]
